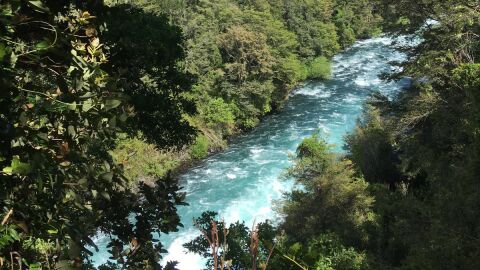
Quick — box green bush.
[110,137,179,184]
[338,25,357,48]
[309,234,367,270]
[190,135,210,159]
[307,56,332,80]
[201,97,236,135]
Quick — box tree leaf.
[29,263,42,270]
[79,92,95,99]
[90,38,100,48]
[0,43,6,61]
[100,191,111,200]
[10,52,17,67]
[100,172,113,182]
[104,99,121,111]
[36,132,48,141]
[60,161,71,167]
[68,125,76,137]
[3,156,31,175]
[35,40,49,50]
[27,1,50,13]
[67,102,77,111]
[2,166,13,175]
[82,99,93,112]
[55,260,75,270]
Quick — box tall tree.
[0,1,192,268]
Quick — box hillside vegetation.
[108,0,383,177]
[185,1,480,269]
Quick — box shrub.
[201,97,236,135]
[110,137,179,185]
[307,56,332,80]
[191,135,210,159]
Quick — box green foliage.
[343,2,480,269]
[199,98,237,135]
[283,135,375,246]
[184,211,277,270]
[110,137,179,185]
[100,4,196,147]
[181,1,480,270]
[191,135,210,159]
[0,225,20,250]
[0,1,190,269]
[306,57,332,80]
[345,105,401,188]
[126,0,383,145]
[2,156,31,175]
[293,234,366,270]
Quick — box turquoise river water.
[94,35,412,269]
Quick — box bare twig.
[282,254,309,270]
[1,209,13,226]
[195,219,221,270]
[250,220,259,270]
[10,252,21,270]
[262,242,276,270]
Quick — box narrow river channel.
[93,35,412,269]
[161,35,411,269]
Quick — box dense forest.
[0,0,479,269]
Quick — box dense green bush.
[110,137,179,185]
[191,135,210,159]
[306,56,332,80]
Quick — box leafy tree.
[345,104,402,189]
[0,1,191,268]
[306,56,332,80]
[99,4,196,147]
[184,211,277,270]
[268,233,367,270]
[282,135,375,247]
[110,137,179,186]
[344,1,480,268]
[191,135,210,159]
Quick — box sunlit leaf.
[36,132,48,141]
[60,161,71,167]
[67,102,77,111]
[0,43,6,61]
[82,99,93,112]
[27,1,50,13]
[90,37,100,48]
[29,263,42,270]
[67,125,76,137]
[100,172,113,182]
[104,99,121,111]
[3,156,31,175]
[101,191,111,200]
[79,92,95,99]
[2,166,12,175]
[35,40,49,50]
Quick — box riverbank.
[160,35,408,269]
[88,34,413,269]
[105,0,385,189]
[92,35,407,267]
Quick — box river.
[160,35,412,269]
[93,35,411,269]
